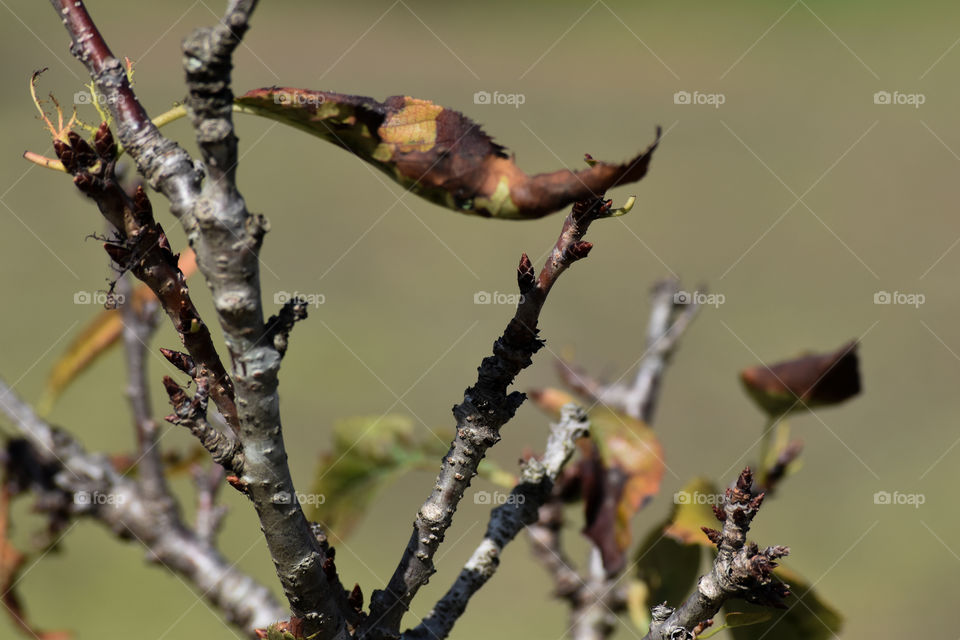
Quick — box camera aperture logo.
[474,491,524,505]
[673,90,725,109]
[474,291,524,305]
[473,91,526,108]
[873,290,924,308]
[873,490,924,508]
[873,90,925,108]
[274,291,325,308]
[674,290,725,308]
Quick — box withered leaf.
[740,340,861,418]
[530,388,665,572]
[236,88,660,219]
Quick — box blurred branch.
[642,468,790,640]
[623,279,699,422]
[527,500,583,603]
[366,197,620,637]
[556,278,698,422]
[118,275,168,502]
[405,404,590,640]
[0,379,286,634]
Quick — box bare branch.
[118,274,170,501]
[0,379,286,633]
[161,376,244,474]
[405,404,590,640]
[623,279,699,422]
[527,500,583,603]
[642,468,790,640]
[366,197,617,637]
[53,127,239,429]
[48,2,349,634]
[193,464,229,545]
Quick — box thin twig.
[365,197,619,637]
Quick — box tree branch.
[0,379,286,634]
[48,3,351,635]
[527,500,583,603]
[53,127,239,429]
[366,197,617,637]
[642,468,790,640]
[623,279,699,422]
[556,278,698,423]
[404,404,590,640]
[537,278,700,640]
[118,274,170,501]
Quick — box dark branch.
[54,126,239,429]
[366,197,617,637]
[405,404,590,640]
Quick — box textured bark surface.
[405,404,590,640]
[47,1,353,635]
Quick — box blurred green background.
[1,0,957,638]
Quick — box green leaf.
[308,415,446,539]
[723,566,843,640]
[626,477,720,633]
[236,88,659,220]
